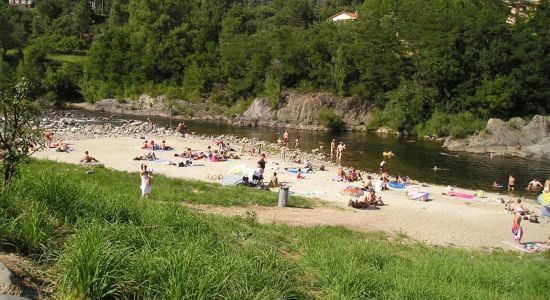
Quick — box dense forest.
[0,0,549,136]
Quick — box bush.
[416,111,485,138]
[317,107,344,131]
[224,98,253,118]
[53,36,87,55]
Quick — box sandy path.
[33,135,550,250]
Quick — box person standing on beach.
[280,144,287,163]
[295,138,300,150]
[508,174,516,192]
[512,209,523,244]
[140,164,153,198]
[257,153,266,175]
[330,139,336,159]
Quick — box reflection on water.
[74,110,549,197]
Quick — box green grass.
[0,160,549,299]
[46,54,89,64]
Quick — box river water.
[73,110,549,197]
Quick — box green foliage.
[331,47,346,96]
[0,79,42,186]
[0,159,549,298]
[224,98,253,118]
[182,61,205,102]
[317,107,344,131]
[42,63,83,104]
[3,0,550,124]
[371,80,438,130]
[263,73,281,109]
[416,111,485,138]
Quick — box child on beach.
[296,169,305,179]
[269,172,280,187]
[512,209,523,244]
[140,164,153,198]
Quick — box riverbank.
[2,161,549,299]
[34,114,550,249]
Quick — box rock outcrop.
[230,93,372,131]
[73,95,223,121]
[443,115,550,160]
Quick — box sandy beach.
[33,133,550,250]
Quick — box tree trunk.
[3,164,14,187]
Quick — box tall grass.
[0,160,549,299]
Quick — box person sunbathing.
[348,199,370,209]
[81,151,99,163]
[296,168,305,179]
[56,142,70,152]
[160,140,173,150]
[134,152,157,161]
[303,159,313,172]
[336,167,345,180]
[347,168,362,182]
[228,153,240,159]
[142,140,150,149]
[363,176,374,190]
[365,189,385,206]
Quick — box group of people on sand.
[142,140,173,151]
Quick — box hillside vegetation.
[1,0,549,136]
[0,160,549,299]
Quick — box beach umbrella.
[341,186,364,198]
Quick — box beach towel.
[445,191,475,199]
[503,240,549,253]
[152,159,171,164]
[298,191,326,196]
[287,168,308,174]
[222,174,243,186]
[341,186,364,197]
[228,164,248,175]
[407,191,429,201]
[475,190,486,198]
[388,182,405,189]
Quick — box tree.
[0,78,42,186]
[73,0,93,35]
[331,47,346,95]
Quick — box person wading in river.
[508,174,516,192]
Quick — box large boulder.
[444,115,550,159]
[0,261,13,293]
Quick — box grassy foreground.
[0,160,549,299]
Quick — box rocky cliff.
[230,93,372,131]
[72,95,223,120]
[443,115,550,160]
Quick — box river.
[72,110,549,197]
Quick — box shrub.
[416,111,485,138]
[317,107,344,131]
[224,98,253,118]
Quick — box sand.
[33,135,550,250]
